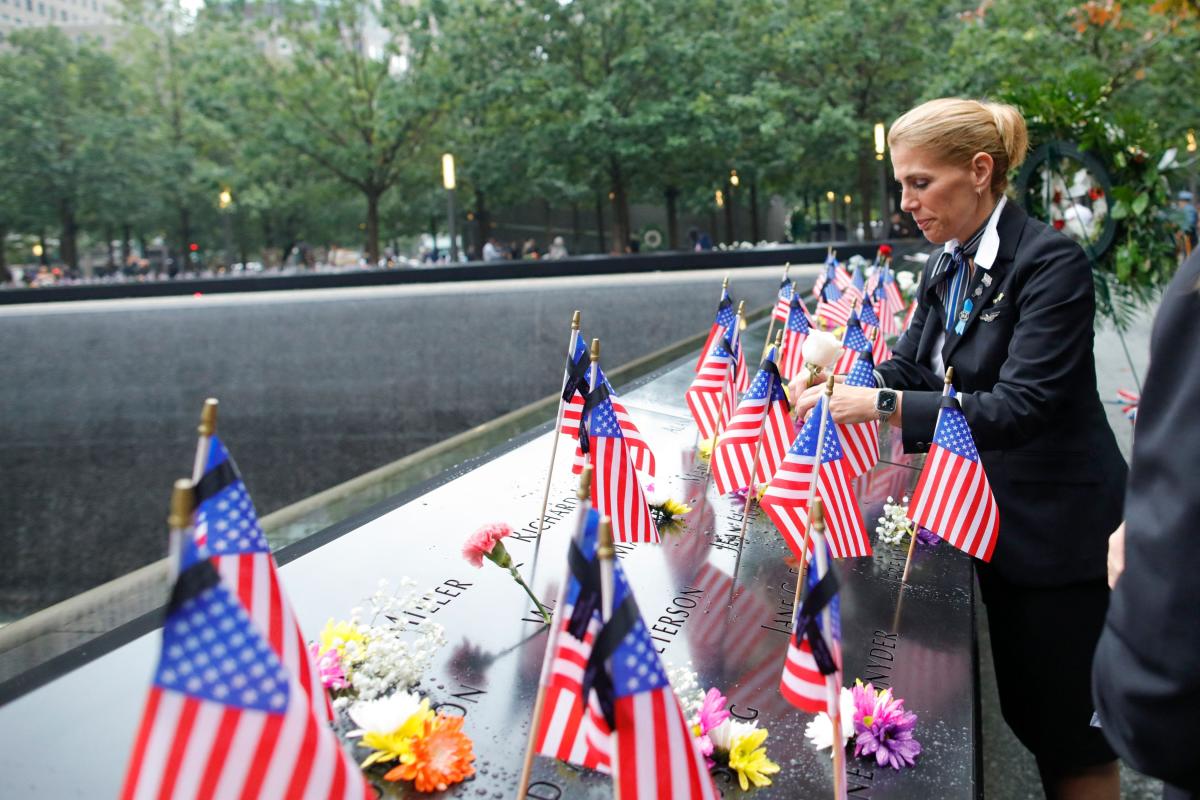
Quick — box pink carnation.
[462,522,512,568]
[308,642,348,690]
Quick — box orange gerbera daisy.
[383,714,476,792]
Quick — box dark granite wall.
[0,272,785,616]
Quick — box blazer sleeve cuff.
[900,390,940,453]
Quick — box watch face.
[877,391,898,414]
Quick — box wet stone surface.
[0,352,977,798]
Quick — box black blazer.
[876,200,1126,585]
[1092,250,1200,795]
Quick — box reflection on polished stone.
[0,351,975,798]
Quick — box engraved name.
[861,629,899,688]
[647,587,705,654]
[403,578,472,627]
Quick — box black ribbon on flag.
[562,352,590,403]
[576,382,610,456]
[565,539,601,640]
[167,560,221,615]
[193,458,239,505]
[940,393,961,410]
[758,359,790,413]
[793,566,841,676]
[581,594,639,729]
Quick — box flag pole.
[516,466,593,800]
[900,367,953,584]
[731,331,784,580]
[175,398,218,576]
[192,398,218,482]
[795,376,837,601]
[596,516,620,800]
[762,263,789,354]
[810,500,847,800]
[533,311,583,552]
[704,301,744,478]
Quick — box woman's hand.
[1107,521,1126,589]
[793,380,883,425]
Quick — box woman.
[794,98,1127,799]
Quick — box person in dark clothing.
[1093,249,1200,800]
[794,97,1127,800]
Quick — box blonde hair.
[888,98,1029,195]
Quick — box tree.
[0,29,135,272]
[261,0,445,265]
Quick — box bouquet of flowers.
[670,665,780,790]
[309,578,447,706]
[805,680,922,770]
[346,690,476,792]
[875,496,939,548]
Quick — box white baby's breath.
[876,495,916,546]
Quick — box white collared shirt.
[929,195,1007,377]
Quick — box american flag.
[1116,388,1139,422]
[858,302,893,365]
[779,293,811,381]
[841,263,865,306]
[711,347,795,496]
[858,298,881,330]
[833,307,872,374]
[604,557,718,800]
[729,309,750,393]
[562,358,656,476]
[193,437,332,724]
[907,387,999,561]
[815,283,852,330]
[772,276,793,322]
[685,333,736,440]
[837,350,880,479]
[902,297,918,332]
[874,266,904,338]
[881,263,905,312]
[533,507,613,773]
[780,532,842,714]
[585,384,659,544]
[121,536,369,800]
[760,396,871,560]
[697,289,735,372]
[812,257,845,299]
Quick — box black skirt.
[977,564,1116,775]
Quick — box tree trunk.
[365,190,381,266]
[723,182,735,245]
[857,152,876,239]
[178,205,191,275]
[38,233,49,266]
[474,188,490,260]
[571,203,581,254]
[543,199,553,250]
[665,186,679,250]
[60,199,79,272]
[0,223,9,282]
[594,192,606,254]
[749,181,761,243]
[609,157,630,252]
[121,224,132,270]
[105,227,116,270]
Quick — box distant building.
[0,0,121,44]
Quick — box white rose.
[801,330,843,370]
[895,270,915,292]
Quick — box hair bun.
[984,102,1029,172]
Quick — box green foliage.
[0,0,1195,269]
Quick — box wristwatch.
[874,389,898,421]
